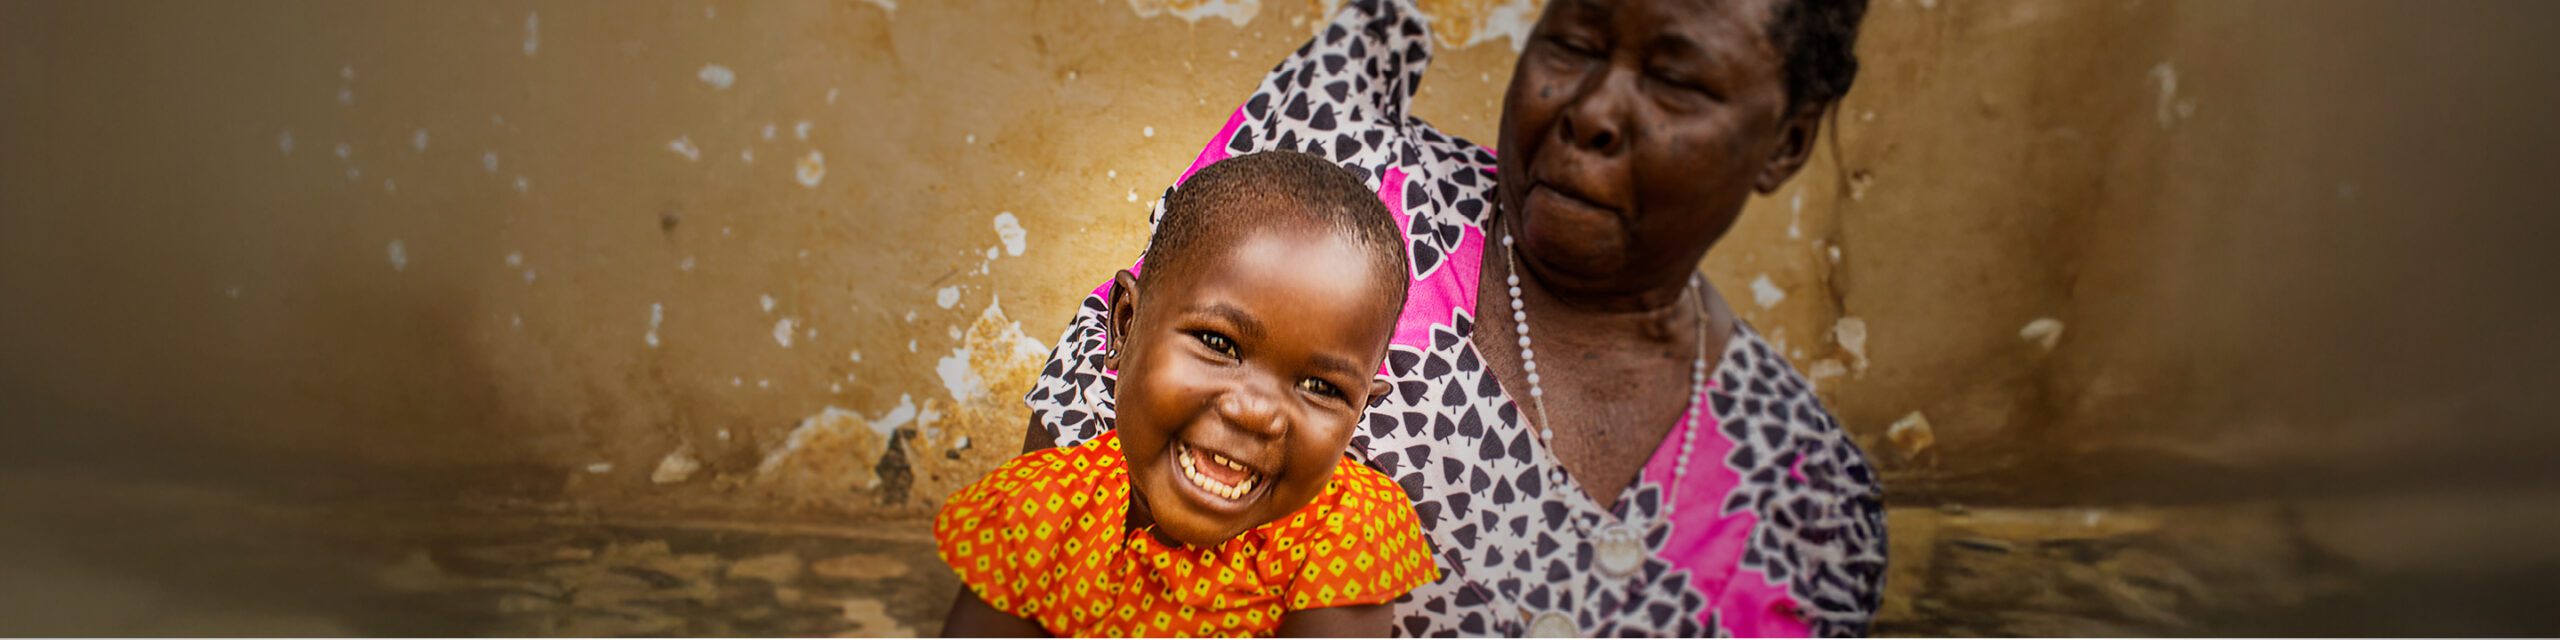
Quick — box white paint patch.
[1886,411,1934,458]
[386,240,408,272]
[757,378,770,389]
[382,178,396,194]
[667,136,701,161]
[992,212,1027,256]
[511,314,522,329]
[1807,358,1848,386]
[521,268,536,284]
[903,310,917,323]
[523,12,540,56]
[2019,317,2065,351]
[1462,0,1539,51]
[506,251,523,267]
[345,167,362,181]
[1106,169,1118,180]
[937,346,986,403]
[936,286,961,309]
[826,87,840,104]
[984,247,999,260]
[698,64,737,90]
[278,130,294,155]
[651,448,698,484]
[679,256,696,272]
[953,436,972,451]
[1749,274,1787,310]
[334,142,352,160]
[1143,126,1156,138]
[1127,0,1260,27]
[645,302,664,348]
[794,120,813,140]
[482,151,500,173]
[1829,245,1843,264]
[586,462,613,474]
[796,150,826,187]
[861,0,897,12]
[761,123,777,141]
[947,326,962,340]
[740,148,755,164]
[849,350,863,363]
[774,317,796,347]
[338,87,354,106]
[1833,316,1870,372]
[1126,189,1140,203]
[907,339,917,353]
[514,176,530,192]
[1787,188,1805,239]
[341,64,355,80]
[411,128,429,152]
[873,395,918,437]
[760,294,777,313]
[2148,62,2197,129]
[965,133,977,145]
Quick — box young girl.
[935,151,1437,637]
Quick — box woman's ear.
[1104,269,1142,370]
[1755,103,1829,194]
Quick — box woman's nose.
[1558,65,1632,156]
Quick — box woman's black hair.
[1769,0,1870,113]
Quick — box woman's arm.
[941,588,1049,638]
[1275,602,1395,638]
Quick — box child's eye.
[1193,331,1238,358]
[1297,378,1342,399]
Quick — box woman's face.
[1496,0,1811,299]
[1105,224,1399,548]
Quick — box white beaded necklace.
[1499,231,1711,591]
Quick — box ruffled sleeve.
[1280,459,1441,611]
[934,447,1070,619]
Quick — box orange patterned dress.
[935,431,1439,637]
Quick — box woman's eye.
[1297,378,1343,399]
[1194,332,1238,358]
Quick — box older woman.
[1013,0,1883,635]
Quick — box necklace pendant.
[1525,609,1579,637]
[1592,522,1648,578]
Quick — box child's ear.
[1104,269,1141,370]
[1365,377,1394,408]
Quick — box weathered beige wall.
[5,0,2557,635]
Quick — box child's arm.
[1274,603,1394,638]
[941,589,1050,638]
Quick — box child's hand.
[1274,602,1394,638]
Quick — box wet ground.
[8,453,2560,637]
[0,461,958,637]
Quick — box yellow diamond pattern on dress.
[933,431,1441,637]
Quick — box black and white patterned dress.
[1021,1,1885,635]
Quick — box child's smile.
[1106,221,1401,548]
[1175,440,1264,502]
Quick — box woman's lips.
[1177,442,1262,501]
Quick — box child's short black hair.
[1140,150,1410,315]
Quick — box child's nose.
[1214,384,1287,438]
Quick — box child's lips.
[1177,442,1265,502]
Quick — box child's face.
[1107,223,1399,548]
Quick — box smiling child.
[935,151,1435,637]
